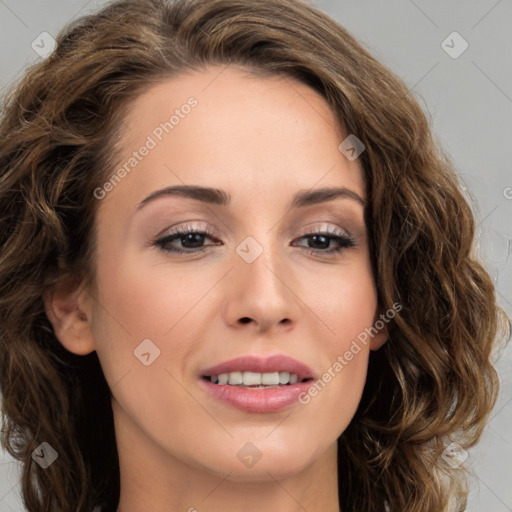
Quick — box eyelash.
[152,224,356,257]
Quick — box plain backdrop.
[0,0,511,510]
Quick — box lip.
[199,354,316,413]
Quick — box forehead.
[100,65,365,215]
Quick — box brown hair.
[0,0,509,510]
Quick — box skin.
[45,65,387,512]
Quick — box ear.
[369,310,389,351]
[43,275,96,355]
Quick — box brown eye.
[292,230,356,256]
[154,225,220,254]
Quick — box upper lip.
[201,354,316,381]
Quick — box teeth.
[243,371,261,385]
[279,371,290,384]
[228,371,243,385]
[261,372,280,385]
[209,371,302,386]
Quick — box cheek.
[296,257,377,420]
[88,254,211,442]
[92,249,208,336]
[89,250,217,387]
[304,254,378,349]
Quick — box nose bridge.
[237,231,287,297]
[223,230,298,332]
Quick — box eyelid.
[156,221,351,241]
[294,222,352,238]
[300,223,346,232]
[155,218,357,240]
[155,221,216,238]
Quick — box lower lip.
[200,378,314,413]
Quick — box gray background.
[1,0,511,510]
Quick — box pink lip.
[199,354,316,413]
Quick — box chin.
[197,439,327,482]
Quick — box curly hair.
[0,0,509,510]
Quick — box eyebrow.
[136,184,366,210]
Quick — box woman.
[0,0,509,511]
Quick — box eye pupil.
[309,234,329,249]
[182,233,204,248]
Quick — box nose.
[222,240,300,335]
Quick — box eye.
[292,228,356,256]
[152,224,357,256]
[152,224,220,254]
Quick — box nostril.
[239,317,251,324]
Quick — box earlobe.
[43,275,96,355]
[369,330,388,351]
[369,310,390,351]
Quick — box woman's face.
[83,65,386,480]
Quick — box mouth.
[199,354,316,413]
